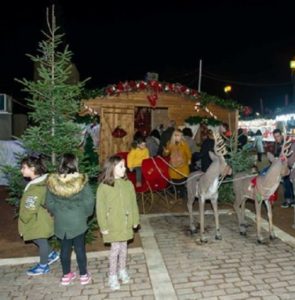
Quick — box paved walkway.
[1,209,295,300]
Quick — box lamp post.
[290,58,295,103]
[224,85,232,93]
[224,85,232,99]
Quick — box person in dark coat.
[146,129,160,157]
[158,120,176,155]
[237,128,248,150]
[272,128,294,208]
[199,130,215,172]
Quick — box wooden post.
[228,112,232,133]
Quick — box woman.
[163,129,191,199]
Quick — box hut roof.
[81,80,240,118]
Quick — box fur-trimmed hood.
[47,173,88,198]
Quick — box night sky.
[1,0,295,112]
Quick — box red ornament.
[129,80,136,89]
[116,82,124,92]
[242,106,253,116]
[106,85,116,95]
[147,94,158,108]
[180,85,187,93]
[112,126,127,138]
[168,83,174,92]
[139,81,146,90]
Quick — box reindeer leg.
[234,196,247,236]
[187,196,197,234]
[187,182,197,234]
[211,194,221,240]
[265,200,276,240]
[199,196,207,243]
[240,200,248,228]
[255,198,264,243]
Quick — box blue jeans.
[134,167,142,184]
[60,233,87,275]
[283,175,294,201]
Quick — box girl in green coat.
[18,155,59,276]
[96,155,139,291]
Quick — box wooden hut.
[81,81,238,164]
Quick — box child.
[127,137,149,187]
[96,155,140,290]
[18,155,59,276]
[46,153,95,286]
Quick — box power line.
[202,71,292,87]
[164,69,292,88]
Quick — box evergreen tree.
[16,6,87,166]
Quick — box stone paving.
[148,212,295,300]
[0,249,154,300]
[1,210,295,299]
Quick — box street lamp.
[290,57,295,103]
[224,85,232,93]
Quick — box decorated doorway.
[134,107,151,137]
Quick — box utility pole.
[259,98,264,115]
[285,94,289,107]
[198,59,202,93]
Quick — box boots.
[108,275,120,290]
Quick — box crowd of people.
[129,122,295,209]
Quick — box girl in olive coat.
[46,153,95,286]
[96,155,139,291]
[18,155,58,276]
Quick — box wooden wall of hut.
[82,91,238,164]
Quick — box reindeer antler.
[213,132,227,156]
[280,135,293,158]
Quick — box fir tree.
[16,6,87,166]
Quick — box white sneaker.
[108,275,120,291]
[118,269,130,284]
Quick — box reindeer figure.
[187,132,231,242]
[233,136,292,243]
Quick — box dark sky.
[1,0,295,112]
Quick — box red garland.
[105,80,198,100]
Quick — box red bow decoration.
[268,191,278,204]
[112,126,127,138]
[250,177,278,204]
[242,106,253,116]
[116,82,124,92]
[147,94,158,108]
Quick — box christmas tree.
[16,6,87,166]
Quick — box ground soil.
[1,155,295,258]
[0,186,142,258]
